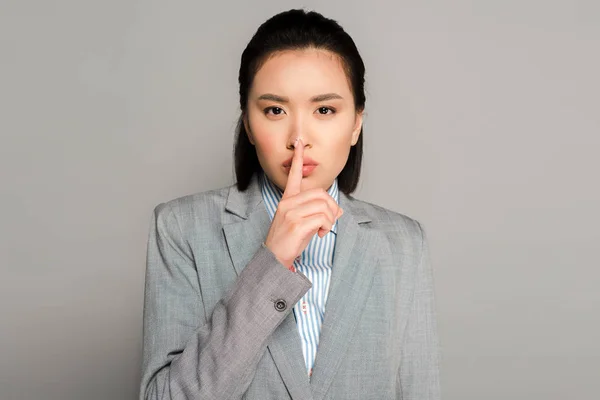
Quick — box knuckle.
[279,208,288,219]
[289,219,300,233]
[312,187,325,197]
[278,199,289,209]
[285,211,297,224]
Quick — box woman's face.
[244,48,363,193]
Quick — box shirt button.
[274,299,287,312]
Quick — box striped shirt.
[258,171,339,377]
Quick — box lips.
[282,156,319,168]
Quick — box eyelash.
[263,107,284,116]
[317,106,336,115]
[263,106,337,116]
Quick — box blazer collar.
[224,173,264,220]
[223,173,380,400]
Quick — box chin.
[301,177,328,191]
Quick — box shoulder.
[345,195,426,254]
[151,182,233,233]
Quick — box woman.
[140,9,441,400]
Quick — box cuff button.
[274,299,287,312]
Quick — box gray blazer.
[140,173,441,400]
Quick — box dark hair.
[234,9,366,194]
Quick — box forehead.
[251,48,352,97]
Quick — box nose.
[285,117,312,150]
[286,137,311,150]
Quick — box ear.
[350,110,363,146]
[243,114,255,145]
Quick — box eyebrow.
[257,93,344,103]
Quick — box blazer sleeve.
[397,222,442,399]
[139,203,312,400]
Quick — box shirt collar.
[259,171,340,234]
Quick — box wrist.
[262,242,296,273]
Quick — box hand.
[264,138,343,271]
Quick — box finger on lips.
[281,137,342,238]
[282,137,303,199]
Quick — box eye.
[264,106,285,116]
[317,106,336,115]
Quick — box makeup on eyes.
[262,105,338,116]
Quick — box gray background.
[1,1,598,399]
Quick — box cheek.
[325,121,355,170]
[332,139,352,166]
[326,119,356,150]
[255,140,276,162]
[249,116,281,164]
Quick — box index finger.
[282,137,303,199]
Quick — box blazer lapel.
[309,192,384,400]
[222,174,314,400]
[221,175,269,277]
